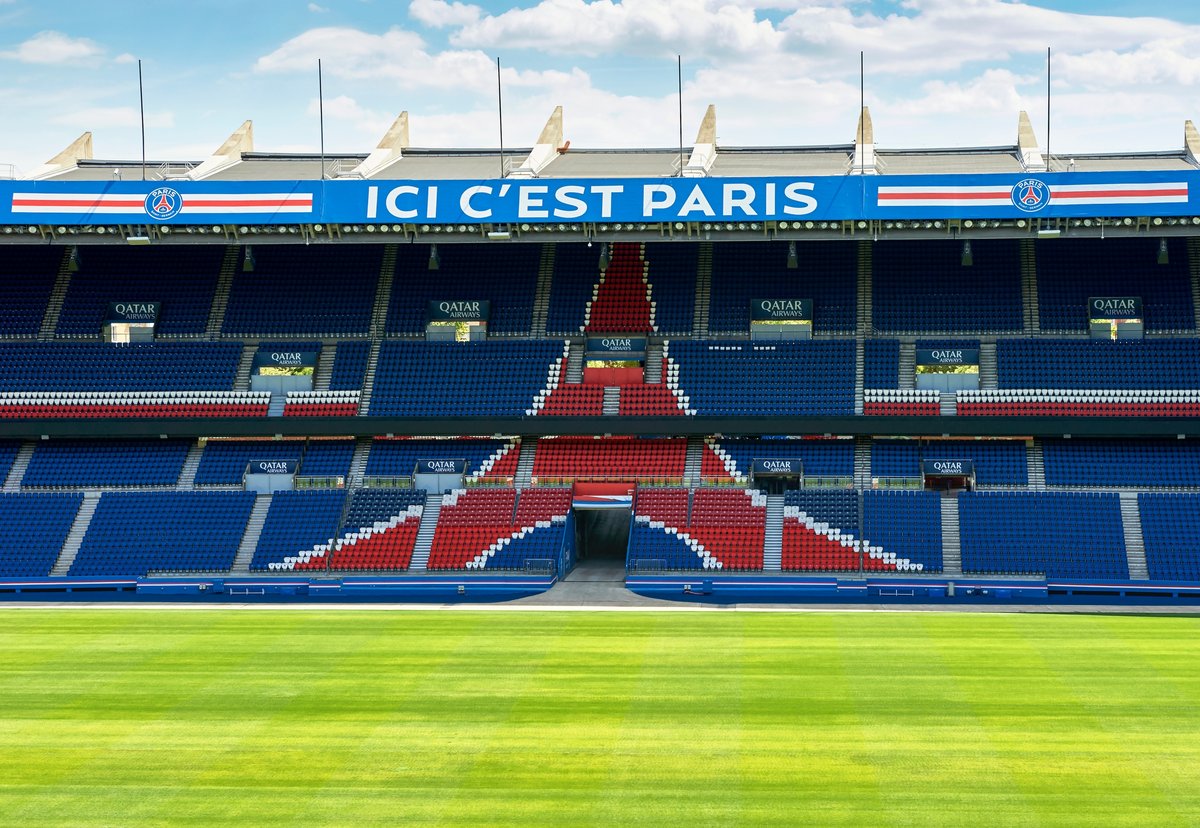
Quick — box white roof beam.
[1018,111,1046,172]
[353,112,410,179]
[187,120,254,180]
[26,132,93,180]
[682,105,717,177]
[849,107,875,175]
[509,106,564,179]
[1185,120,1200,167]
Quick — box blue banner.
[922,459,974,477]
[427,300,490,321]
[751,299,813,322]
[1088,297,1142,319]
[0,170,1195,226]
[105,301,160,324]
[415,458,467,475]
[253,350,319,370]
[752,458,803,476]
[247,459,299,475]
[586,337,647,356]
[916,348,980,366]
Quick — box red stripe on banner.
[11,198,143,208]
[1049,188,1188,199]
[184,198,313,207]
[877,191,1009,201]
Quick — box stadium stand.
[872,239,1023,333]
[194,440,308,485]
[1042,439,1200,488]
[1138,494,1200,581]
[277,489,428,572]
[629,487,766,571]
[863,339,900,389]
[22,440,190,488]
[584,242,653,333]
[0,246,62,337]
[222,245,380,335]
[666,340,855,415]
[546,243,601,334]
[0,442,20,484]
[996,339,1200,388]
[427,487,570,570]
[385,243,539,335]
[708,241,857,334]
[56,246,223,336]
[250,490,346,571]
[329,341,371,391]
[294,440,355,479]
[282,390,360,417]
[68,491,256,577]
[0,342,242,391]
[702,438,855,483]
[1036,238,1194,333]
[870,439,1027,485]
[368,340,564,417]
[642,243,697,335]
[861,490,943,572]
[959,492,1128,578]
[532,437,687,483]
[0,492,82,577]
[862,388,941,416]
[365,438,519,481]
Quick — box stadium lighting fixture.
[1037,228,1061,238]
[242,246,255,272]
[787,241,798,269]
[961,240,973,267]
[1158,238,1169,265]
[125,235,151,246]
[487,230,511,240]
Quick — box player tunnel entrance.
[571,482,634,562]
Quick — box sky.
[1,0,1199,175]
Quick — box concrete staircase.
[531,243,556,337]
[1119,492,1149,580]
[693,242,712,336]
[602,387,620,415]
[856,240,873,336]
[853,337,865,414]
[940,392,957,416]
[940,493,962,577]
[358,341,382,414]
[409,493,442,571]
[1027,440,1046,490]
[1188,238,1200,333]
[898,342,916,390]
[978,341,998,389]
[1020,238,1041,334]
[764,494,784,571]
[38,249,75,340]
[205,245,240,337]
[3,442,34,491]
[854,436,872,489]
[51,492,101,576]
[349,437,372,484]
[234,341,257,390]
[230,494,272,574]
[267,393,286,417]
[515,439,537,487]
[176,441,205,489]
[565,340,584,383]
[312,342,336,391]
[683,436,704,487]
[369,244,397,338]
[644,341,664,383]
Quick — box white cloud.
[114,52,136,64]
[410,0,482,28]
[51,106,175,129]
[308,2,329,11]
[2,30,104,64]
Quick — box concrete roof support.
[1185,120,1200,167]
[25,132,93,179]
[849,107,876,175]
[187,120,254,180]
[509,106,564,179]
[1017,111,1046,172]
[681,105,717,177]
[353,112,411,178]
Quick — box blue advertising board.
[922,459,974,477]
[0,170,1194,226]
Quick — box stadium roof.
[18,105,1200,182]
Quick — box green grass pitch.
[1,609,1198,827]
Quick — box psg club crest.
[1011,178,1049,212]
[144,187,183,220]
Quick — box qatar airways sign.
[922,459,974,477]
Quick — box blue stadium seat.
[863,339,900,388]
[69,491,255,576]
[1043,439,1200,487]
[710,438,855,480]
[871,440,1027,485]
[784,489,858,531]
[23,440,190,488]
[0,247,61,337]
[365,439,508,478]
[873,240,1022,333]
[1138,493,1200,580]
[329,341,371,391]
[195,440,310,485]
[709,241,856,334]
[997,339,1200,388]
[250,490,346,571]
[0,342,242,391]
[959,491,1128,578]
[0,492,82,577]
[862,490,943,572]
[56,245,222,335]
[341,488,426,534]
